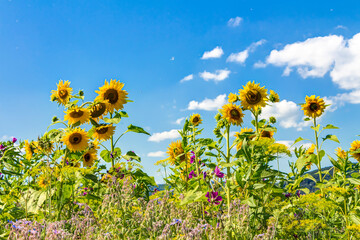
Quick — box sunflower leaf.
[322,134,340,144]
[127,125,150,135]
[323,124,339,130]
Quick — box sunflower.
[234,128,255,150]
[24,140,35,160]
[95,79,128,113]
[37,139,54,154]
[89,139,100,151]
[228,93,238,103]
[306,144,316,155]
[166,140,187,165]
[50,80,73,105]
[92,124,116,141]
[350,140,360,161]
[269,90,280,103]
[239,81,268,110]
[260,129,274,139]
[335,147,347,159]
[38,175,49,189]
[301,95,326,118]
[83,149,97,167]
[62,128,89,152]
[190,114,202,126]
[89,102,107,121]
[64,106,90,125]
[220,103,244,126]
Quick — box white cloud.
[260,100,311,131]
[324,90,360,111]
[199,69,230,82]
[201,46,224,59]
[180,74,194,83]
[174,117,185,125]
[335,25,347,30]
[148,129,180,142]
[188,94,227,111]
[227,16,243,27]
[227,40,266,64]
[147,151,166,157]
[170,56,175,61]
[253,61,267,68]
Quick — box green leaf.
[304,117,311,121]
[123,151,141,162]
[205,152,217,157]
[89,118,99,127]
[348,178,360,185]
[311,124,320,132]
[322,134,340,143]
[100,150,111,163]
[119,111,129,118]
[103,117,121,124]
[323,124,339,130]
[328,155,342,170]
[84,174,99,183]
[127,125,150,135]
[293,137,305,145]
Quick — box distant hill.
[300,166,334,192]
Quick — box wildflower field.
[1,79,360,240]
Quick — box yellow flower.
[83,149,97,167]
[301,95,326,118]
[38,175,49,189]
[37,140,54,155]
[239,81,268,110]
[190,114,202,126]
[64,106,90,125]
[93,124,116,141]
[89,139,100,151]
[50,80,73,105]
[220,103,244,126]
[89,101,107,121]
[101,173,112,182]
[166,140,186,165]
[267,143,291,156]
[62,128,89,152]
[350,140,360,161]
[24,140,34,160]
[234,128,255,150]
[269,90,280,103]
[307,144,316,155]
[335,147,347,159]
[95,79,128,113]
[228,93,238,103]
[260,129,274,139]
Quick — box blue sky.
[1,0,360,183]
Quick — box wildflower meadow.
[1,78,360,240]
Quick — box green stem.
[110,113,115,168]
[313,117,323,183]
[193,128,205,219]
[225,124,231,216]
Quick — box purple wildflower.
[12,137,17,143]
[190,151,195,164]
[170,218,182,225]
[189,170,197,179]
[0,144,5,151]
[285,193,291,198]
[213,166,224,178]
[203,171,207,179]
[82,192,87,196]
[110,152,114,159]
[206,191,223,205]
[296,190,301,197]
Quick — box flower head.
[95,79,128,113]
[12,137,17,144]
[350,140,360,162]
[166,140,187,165]
[0,144,5,151]
[190,114,202,126]
[335,147,347,159]
[190,151,195,164]
[301,95,326,118]
[220,103,244,126]
[93,124,116,141]
[64,106,90,125]
[206,191,223,205]
[239,81,268,110]
[214,166,224,178]
[228,93,238,103]
[189,170,197,179]
[269,90,280,103]
[83,149,97,167]
[50,80,73,105]
[62,128,89,152]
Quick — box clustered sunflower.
[190,114,202,126]
[220,103,244,126]
[62,128,89,152]
[83,149,97,167]
[166,140,186,165]
[89,102,107,121]
[301,95,326,118]
[93,124,116,141]
[95,79,128,113]
[64,106,90,125]
[239,81,268,110]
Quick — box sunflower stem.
[193,127,205,219]
[313,117,323,183]
[226,124,231,216]
[110,113,115,168]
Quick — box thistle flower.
[213,166,224,178]
[206,191,223,205]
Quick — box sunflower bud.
[50,95,58,102]
[215,113,222,122]
[269,116,276,124]
[52,116,59,123]
[78,90,84,96]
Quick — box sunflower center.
[69,133,82,144]
[90,102,106,118]
[96,127,109,134]
[310,103,319,111]
[261,131,271,138]
[245,90,262,105]
[230,109,241,119]
[84,153,91,162]
[192,117,199,123]
[59,89,68,99]
[69,110,84,118]
[104,89,119,104]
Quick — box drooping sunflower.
[260,129,274,139]
[38,175,49,189]
[228,93,238,103]
[37,138,54,154]
[83,149,97,167]
[306,144,316,155]
[269,90,280,103]
[92,124,116,141]
[220,103,244,126]
[190,114,202,126]
[62,128,89,152]
[239,81,268,110]
[64,106,90,125]
[234,128,255,150]
[335,147,347,159]
[166,140,187,165]
[89,101,107,121]
[350,140,360,161]
[50,80,73,105]
[24,140,34,160]
[95,79,128,113]
[301,95,326,118]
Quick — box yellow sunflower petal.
[220,103,244,126]
[239,81,268,110]
[62,128,89,152]
[189,113,202,126]
[95,79,128,113]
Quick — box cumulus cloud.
[180,74,194,83]
[148,129,180,142]
[227,40,266,64]
[199,69,230,82]
[201,46,224,59]
[188,94,227,111]
[174,117,185,125]
[260,100,311,131]
[147,151,166,157]
[227,16,243,27]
